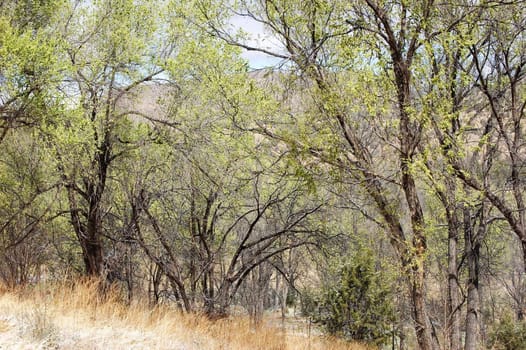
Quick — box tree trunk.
[67,186,104,277]
[84,210,104,276]
[281,277,288,322]
[82,236,104,276]
[149,263,162,305]
[168,277,191,312]
[410,267,436,350]
[447,212,461,350]
[402,154,436,350]
[464,206,481,350]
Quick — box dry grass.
[0,280,373,350]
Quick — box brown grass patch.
[0,279,374,350]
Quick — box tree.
[423,4,526,348]
[44,0,174,277]
[444,2,526,277]
[202,1,477,348]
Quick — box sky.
[228,14,285,69]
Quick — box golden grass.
[0,279,374,350]
[0,319,11,332]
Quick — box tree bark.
[84,205,104,276]
[463,205,482,350]
[67,185,104,277]
[447,214,461,350]
[440,178,462,350]
[398,74,437,350]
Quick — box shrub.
[303,251,395,345]
[488,314,526,350]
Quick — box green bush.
[302,251,395,345]
[488,314,526,350]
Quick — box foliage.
[303,250,395,345]
[0,4,64,143]
[488,314,526,350]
